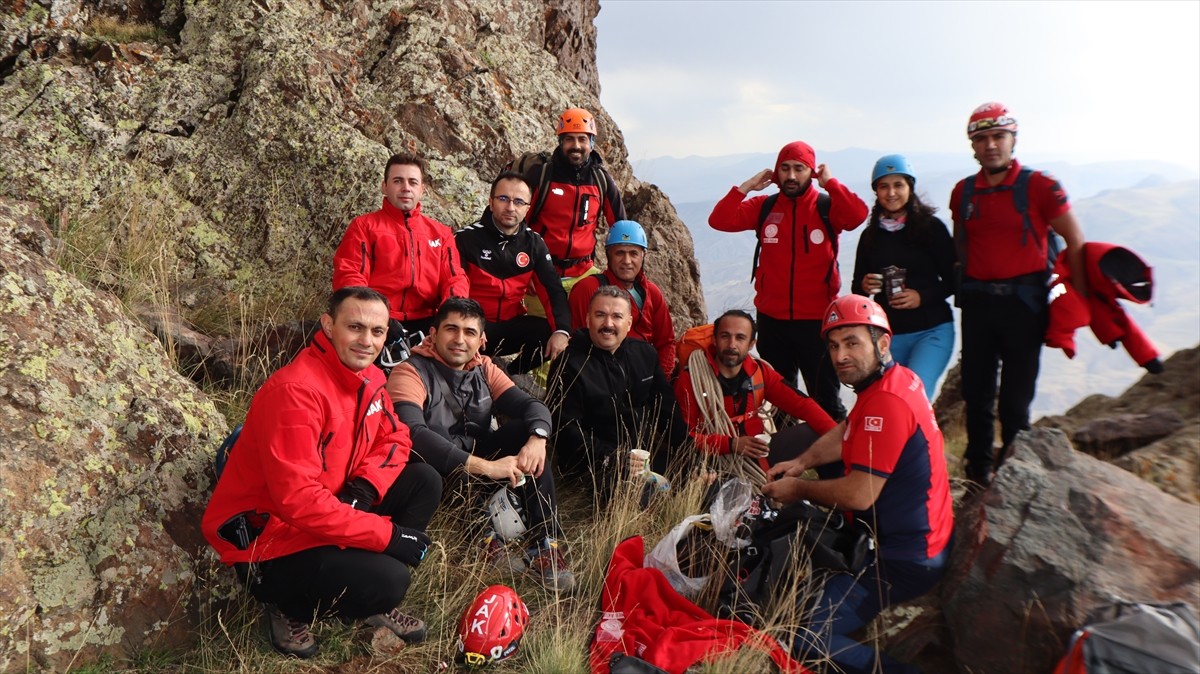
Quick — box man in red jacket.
[709,141,868,420]
[674,310,835,466]
[523,107,626,279]
[567,220,676,375]
[202,287,443,658]
[333,153,469,339]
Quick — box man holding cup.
[674,310,837,471]
[387,298,574,592]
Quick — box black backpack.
[717,497,873,625]
[506,150,609,227]
[750,192,834,283]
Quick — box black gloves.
[337,477,379,511]
[385,525,431,566]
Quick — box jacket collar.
[381,198,422,222]
[972,158,1023,189]
[309,328,378,390]
[479,207,526,240]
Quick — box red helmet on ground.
[556,107,596,136]
[456,584,530,667]
[821,294,892,338]
[967,101,1018,139]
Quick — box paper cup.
[755,433,772,445]
[629,448,651,476]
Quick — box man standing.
[764,295,953,674]
[709,141,868,420]
[334,153,469,338]
[203,287,443,658]
[523,107,626,279]
[549,286,688,491]
[674,310,835,466]
[455,171,572,374]
[386,298,574,592]
[951,102,1086,486]
[568,220,676,375]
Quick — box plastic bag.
[645,514,714,598]
[708,477,755,548]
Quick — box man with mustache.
[549,285,688,494]
[567,220,677,375]
[455,171,572,375]
[950,102,1086,488]
[386,298,574,592]
[708,141,869,421]
[334,153,469,344]
[522,107,626,280]
[764,295,953,674]
[673,310,836,466]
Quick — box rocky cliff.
[1,1,703,670]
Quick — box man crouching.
[202,287,443,658]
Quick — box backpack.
[1053,602,1200,674]
[955,166,1066,279]
[750,192,833,282]
[715,495,873,625]
[506,150,609,228]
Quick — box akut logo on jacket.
[429,238,443,248]
[366,399,384,416]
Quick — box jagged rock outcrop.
[1038,346,1199,502]
[0,0,705,365]
[0,200,227,673]
[935,428,1199,674]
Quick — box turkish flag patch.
[516,252,530,267]
[864,416,884,432]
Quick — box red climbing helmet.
[821,294,892,338]
[967,101,1018,139]
[455,584,530,667]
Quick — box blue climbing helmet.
[605,220,648,249]
[870,154,916,188]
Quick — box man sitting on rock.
[549,285,688,494]
[764,295,953,674]
[386,297,575,592]
[202,287,443,658]
[674,309,836,468]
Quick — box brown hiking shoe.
[265,605,318,658]
[365,607,427,643]
[527,539,576,593]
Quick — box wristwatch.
[531,427,549,439]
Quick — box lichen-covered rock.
[0,0,703,347]
[0,200,228,672]
[939,428,1200,674]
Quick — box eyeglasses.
[493,195,530,208]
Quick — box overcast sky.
[595,1,1200,170]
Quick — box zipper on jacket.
[317,431,333,471]
[398,210,416,317]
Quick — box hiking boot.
[265,605,319,658]
[527,538,576,593]
[365,607,427,644]
[483,532,527,573]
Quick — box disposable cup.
[629,448,651,477]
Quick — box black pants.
[960,292,1047,478]
[248,462,443,620]
[463,419,562,542]
[483,315,553,374]
[756,313,846,421]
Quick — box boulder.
[1071,408,1185,459]
[939,428,1200,674]
[0,200,227,672]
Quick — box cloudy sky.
[595,1,1200,170]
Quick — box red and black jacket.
[524,148,625,278]
[455,208,571,331]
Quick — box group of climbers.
[201,101,1160,672]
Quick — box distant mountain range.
[635,152,1200,416]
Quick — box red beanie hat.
[774,141,816,183]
